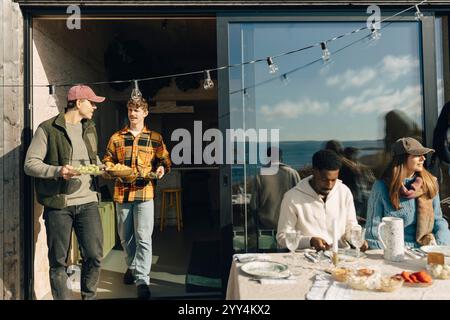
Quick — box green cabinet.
[69,201,116,264]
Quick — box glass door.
[221,18,425,253]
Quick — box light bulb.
[370,24,381,41]
[131,80,142,100]
[415,5,424,21]
[321,42,331,62]
[266,57,279,74]
[203,70,214,90]
[280,74,290,86]
[47,85,57,108]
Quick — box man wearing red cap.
[24,85,106,300]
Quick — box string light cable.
[0,1,427,92]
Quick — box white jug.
[377,217,405,262]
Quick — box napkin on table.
[306,273,352,300]
[234,253,271,263]
[257,275,297,285]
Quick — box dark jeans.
[44,201,103,300]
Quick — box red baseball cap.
[67,85,105,103]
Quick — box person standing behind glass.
[431,102,450,221]
[250,147,301,235]
[366,137,450,249]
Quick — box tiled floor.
[68,211,222,299]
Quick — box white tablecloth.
[226,250,450,300]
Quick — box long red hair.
[382,154,438,210]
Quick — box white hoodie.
[276,175,358,249]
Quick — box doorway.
[31,16,222,299]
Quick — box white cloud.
[260,98,329,120]
[381,55,419,80]
[326,54,419,90]
[326,67,377,90]
[338,85,422,117]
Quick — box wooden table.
[226,250,450,300]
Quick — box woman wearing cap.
[366,137,450,249]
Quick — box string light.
[203,70,214,90]
[0,1,425,91]
[280,74,290,86]
[131,80,142,100]
[415,4,424,21]
[321,42,331,62]
[47,84,57,108]
[266,57,279,74]
[370,22,381,41]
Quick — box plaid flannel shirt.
[103,126,171,203]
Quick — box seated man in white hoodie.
[277,149,368,252]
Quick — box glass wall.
[434,16,450,224]
[228,21,424,252]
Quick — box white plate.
[420,245,450,257]
[241,261,290,279]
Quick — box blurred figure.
[366,137,450,249]
[250,147,300,249]
[325,141,375,224]
[344,147,359,162]
[325,140,344,156]
[359,110,423,179]
[431,101,450,221]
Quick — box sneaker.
[137,284,151,300]
[123,269,135,285]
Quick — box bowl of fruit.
[106,163,133,177]
[74,164,104,176]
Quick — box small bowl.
[378,276,404,292]
[347,275,369,291]
[331,268,352,282]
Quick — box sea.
[231,139,384,183]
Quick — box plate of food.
[398,270,433,287]
[420,245,450,257]
[378,275,404,292]
[241,261,291,279]
[427,264,450,279]
[73,164,104,176]
[347,274,370,291]
[106,164,133,177]
[330,267,353,282]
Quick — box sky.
[229,21,426,142]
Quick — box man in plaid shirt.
[103,97,171,299]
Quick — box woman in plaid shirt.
[103,97,171,299]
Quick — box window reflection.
[229,21,424,252]
[433,17,450,224]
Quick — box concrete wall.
[32,18,121,299]
[0,0,25,300]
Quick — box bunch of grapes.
[76,164,102,175]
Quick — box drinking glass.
[350,225,365,258]
[285,231,301,261]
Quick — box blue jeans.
[116,200,154,285]
[44,202,103,300]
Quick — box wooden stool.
[160,188,183,232]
